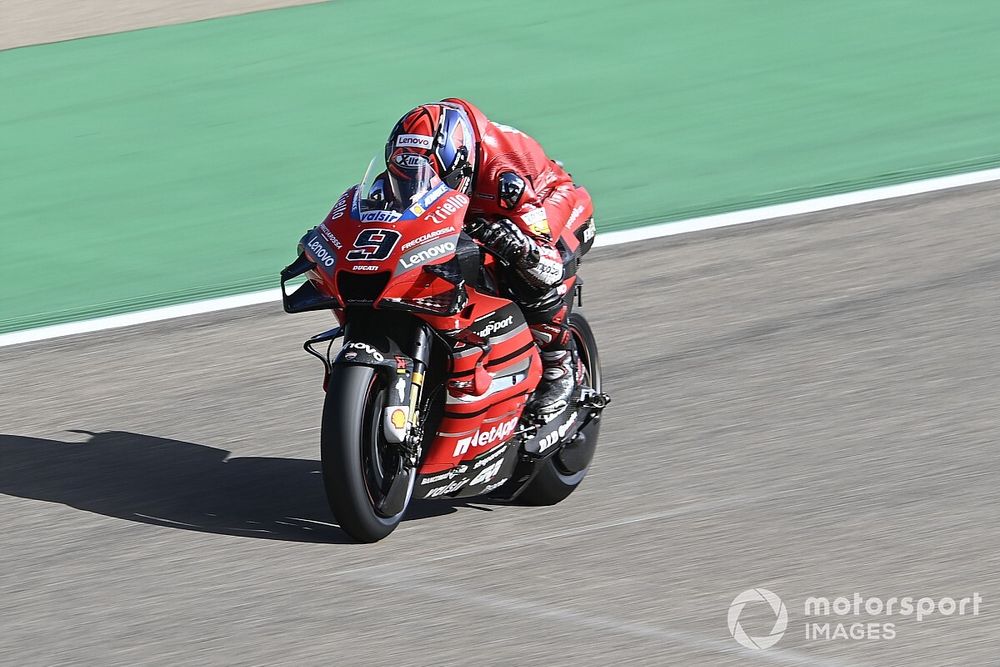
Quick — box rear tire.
[321,365,413,542]
[518,313,603,506]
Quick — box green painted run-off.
[3,0,1000,333]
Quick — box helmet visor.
[387,153,438,209]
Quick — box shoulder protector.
[498,171,526,210]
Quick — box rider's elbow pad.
[518,246,563,288]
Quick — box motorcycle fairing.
[286,172,602,499]
[413,436,521,500]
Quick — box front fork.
[303,319,433,463]
[385,324,432,460]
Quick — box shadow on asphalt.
[0,431,496,544]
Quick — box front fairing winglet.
[281,253,340,313]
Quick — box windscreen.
[357,154,442,216]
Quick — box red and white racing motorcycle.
[281,159,609,542]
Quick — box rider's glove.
[467,217,539,268]
[467,217,563,289]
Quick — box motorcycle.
[280,157,610,542]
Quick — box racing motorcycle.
[280,158,609,542]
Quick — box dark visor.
[387,155,437,209]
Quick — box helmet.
[384,102,476,203]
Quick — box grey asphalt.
[2,185,999,666]
[0,0,324,50]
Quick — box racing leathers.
[381,98,591,418]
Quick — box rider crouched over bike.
[371,98,593,419]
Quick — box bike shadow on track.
[0,430,500,544]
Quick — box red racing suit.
[444,97,589,351]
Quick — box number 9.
[346,229,401,261]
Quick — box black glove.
[466,217,540,269]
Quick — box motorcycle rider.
[374,98,591,419]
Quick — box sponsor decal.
[473,444,508,469]
[453,416,518,457]
[393,153,429,169]
[389,408,407,429]
[346,228,401,261]
[360,209,402,223]
[423,192,469,224]
[398,240,456,271]
[475,314,514,338]
[346,342,384,362]
[481,477,509,494]
[583,218,596,243]
[352,265,380,271]
[566,204,586,230]
[319,225,343,249]
[424,479,468,498]
[469,459,503,486]
[530,219,551,237]
[330,189,352,220]
[537,410,578,452]
[420,471,454,486]
[400,226,458,251]
[522,207,550,236]
[423,182,450,203]
[395,134,434,149]
[307,236,336,268]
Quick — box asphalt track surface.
[0,0,324,50]
[3,185,999,666]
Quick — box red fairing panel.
[299,179,544,476]
[419,296,543,474]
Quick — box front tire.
[518,313,603,506]
[321,365,413,542]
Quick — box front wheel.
[321,365,414,542]
[518,312,603,506]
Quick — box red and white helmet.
[384,102,476,203]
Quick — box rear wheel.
[518,313,603,506]
[321,365,414,542]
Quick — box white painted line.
[0,288,285,347]
[357,570,852,667]
[3,166,1000,348]
[594,166,1000,247]
[328,493,858,666]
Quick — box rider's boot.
[527,345,576,419]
